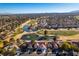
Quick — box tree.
[0,40,3,48]
[9,38,15,43]
[70,44,79,52]
[61,42,71,51]
[9,47,16,56]
[31,39,35,45]
[53,36,57,41]
[44,30,48,36]
[3,41,10,47]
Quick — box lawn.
[37,29,79,36]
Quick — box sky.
[0,3,79,14]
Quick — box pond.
[23,25,30,32]
[21,33,55,41]
[21,34,39,40]
[23,25,37,32]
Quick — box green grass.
[50,31,79,36]
[37,30,79,36]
